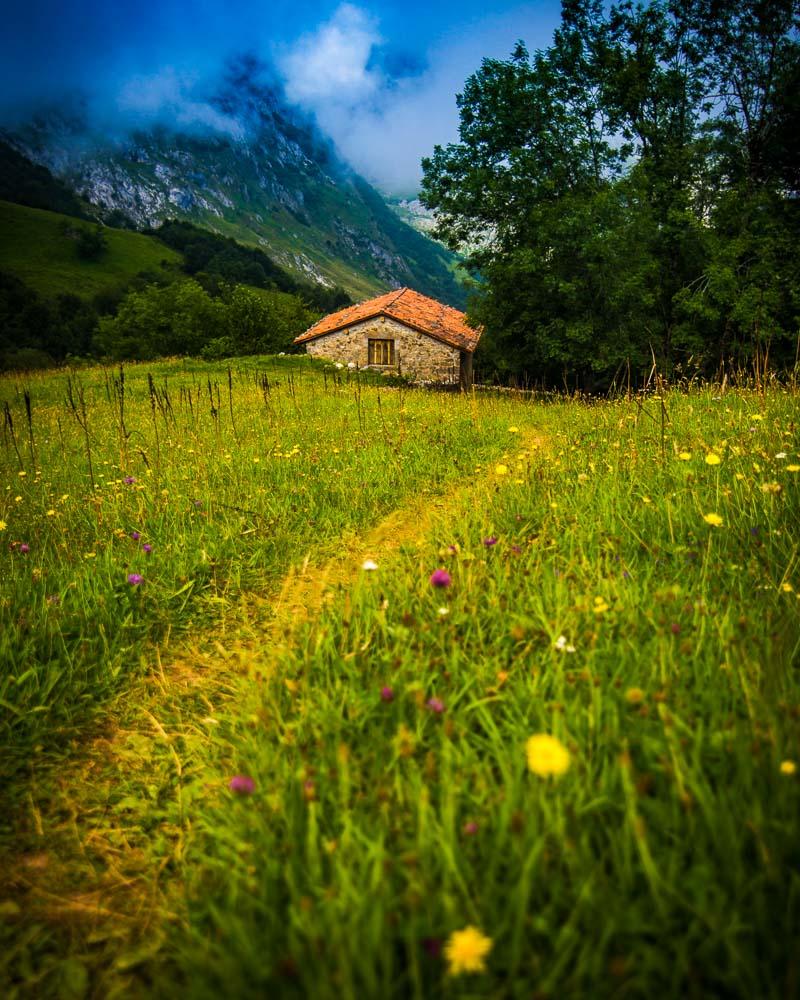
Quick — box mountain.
[2,59,466,307]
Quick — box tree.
[421,0,800,383]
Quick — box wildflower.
[483,536,498,547]
[380,686,394,702]
[437,606,450,618]
[511,544,522,554]
[127,573,144,586]
[19,543,30,554]
[625,687,645,705]
[46,509,56,517]
[0,521,6,532]
[526,734,570,777]
[780,760,796,776]
[508,426,519,433]
[131,531,141,541]
[430,569,452,588]
[705,453,722,465]
[463,820,479,835]
[703,512,724,527]
[124,476,136,485]
[444,926,493,976]
[228,775,256,795]
[775,452,787,460]
[427,697,445,714]
[362,559,378,571]
[142,543,153,554]
[554,635,575,653]
[593,596,610,614]
[494,464,509,476]
[788,465,800,473]
[678,452,692,461]
[761,482,782,494]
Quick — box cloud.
[114,67,244,138]
[280,4,384,107]
[276,3,558,195]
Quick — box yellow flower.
[625,687,645,705]
[593,596,609,614]
[703,512,723,527]
[444,926,493,976]
[788,465,800,473]
[780,760,796,776]
[678,452,692,461]
[751,414,764,421]
[705,453,721,465]
[0,520,6,531]
[494,464,509,476]
[508,426,520,433]
[526,733,570,777]
[46,509,56,517]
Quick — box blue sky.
[2,1,562,193]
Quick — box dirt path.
[1,431,547,996]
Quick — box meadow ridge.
[1,358,799,998]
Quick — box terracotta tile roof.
[294,287,481,353]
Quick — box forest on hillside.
[422,0,800,386]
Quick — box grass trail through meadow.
[2,361,799,998]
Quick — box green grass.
[1,362,799,998]
[0,200,181,299]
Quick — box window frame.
[368,338,396,366]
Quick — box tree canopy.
[421,0,800,385]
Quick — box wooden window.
[368,339,395,366]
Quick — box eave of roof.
[294,287,481,353]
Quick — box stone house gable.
[294,287,481,385]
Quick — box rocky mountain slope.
[2,59,465,307]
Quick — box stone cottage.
[293,287,481,386]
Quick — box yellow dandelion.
[0,520,6,532]
[780,760,796,776]
[703,512,723,527]
[593,596,610,614]
[751,414,764,421]
[705,453,722,466]
[494,464,509,476]
[678,452,692,461]
[46,509,56,517]
[787,464,800,473]
[508,426,520,433]
[444,926,493,976]
[781,582,794,593]
[625,687,645,705]
[526,733,570,778]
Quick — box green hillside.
[0,200,181,299]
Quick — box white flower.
[362,559,378,571]
[775,452,787,459]
[437,606,450,617]
[347,361,357,369]
[335,362,344,369]
[554,635,575,653]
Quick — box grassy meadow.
[0,200,181,300]
[1,357,799,999]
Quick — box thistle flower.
[483,536,498,547]
[124,476,136,485]
[380,686,394,702]
[228,775,255,794]
[127,573,144,586]
[427,697,445,714]
[430,569,451,588]
[142,543,153,554]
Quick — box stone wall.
[304,316,462,383]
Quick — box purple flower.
[19,543,30,554]
[483,536,498,547]
[127,573,143,586]
[131,531,141,541]
[228,775,255,795]
[462,820,479,836]
[124,476,136,485]
[429,569,451,589]
[380,686,394,702]
[142,543,153,554]
[426,697,445,714]
[511,544,522,554]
